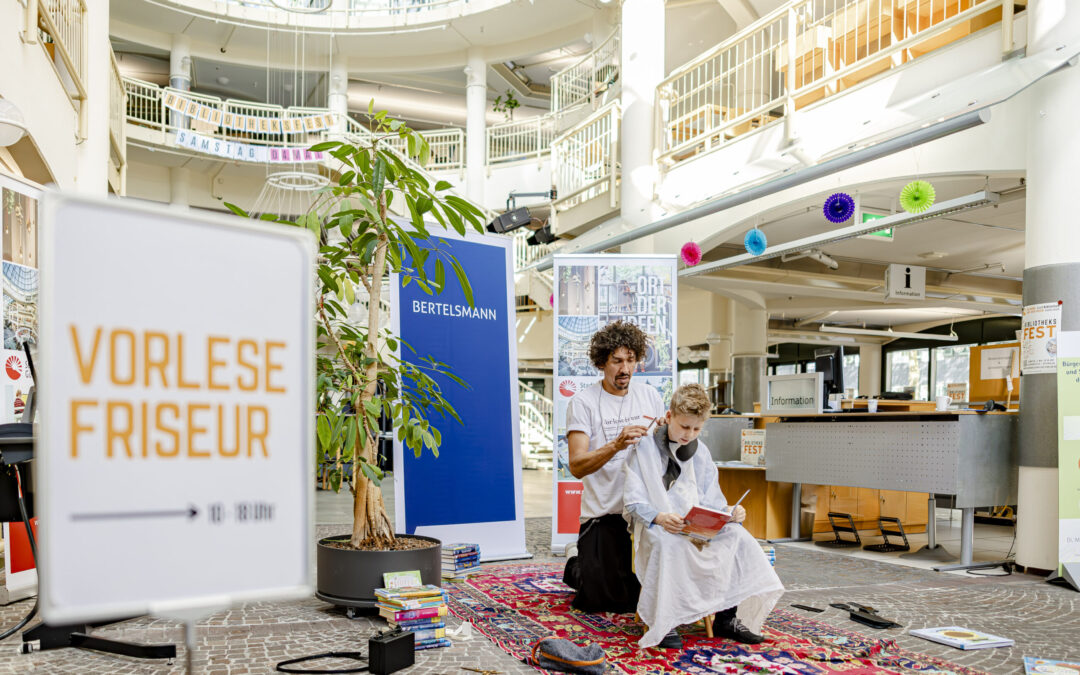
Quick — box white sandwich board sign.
[38,194,314,622]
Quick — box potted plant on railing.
[227,106,486,609]
[493,89,520,121]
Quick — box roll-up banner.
[1056,331,1080,590]
[391,227,529,562]
[550,254,677,555]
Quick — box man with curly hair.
[562,320,665,612]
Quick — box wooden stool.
[636,613,715,638]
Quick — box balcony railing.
[550,27,620,118]
[658,0,1011,165]
[108,50,127,195]
[157,0,514,30]
[512,229,555,270]
[551,102,620,212]
[26,0,87,131]
[487,114,554,165]
[384,127,464,171]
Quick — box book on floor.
[414,637,452,651]
[908,627,1015,650]
[1023,656,1080,673]
[389,617,446,630]
[378,605,448,622]
[401,627,446,642]
[382,570,423,589]
[681,505,733,540]
[442,543,479,556]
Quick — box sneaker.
[657,629,683,649]
[713,616,765,645]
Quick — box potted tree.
[228,108,487,609]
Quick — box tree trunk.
[349,212,394,549]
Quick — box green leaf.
[317,266,336,291]
[343,280,355,305]
[443,205,466,236]
[368,99,375,114]
[416,196,433,215]
[372,155,386,197]
[316,415,331,451]
[406,133,418,159]
[224,202,250,219]
[359,461,382,487]
[338,214,355,239]
[311,140,342,152]
[418,136,431,167]
[338,170,356,186]
[450,257,474,307]
[433,258,445,291]
[434,180,452,192]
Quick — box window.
[774,364,797,375]
[843,353,860,398]
[679,368,705,386]
[886,348,929,399]
[932,345,970,399]
[803,361,816,373]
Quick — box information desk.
[765,411,1018,568]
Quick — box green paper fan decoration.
[900,180,936,214]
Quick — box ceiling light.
[0,100,28,147]
[918,251,946,259]
[217,76,230,85]
[819,326,959,341]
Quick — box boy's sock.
[658,628,683,649]
[713,606,765,645]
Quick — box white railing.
[108,49,127,195]
[659,0,1010,164]
[487,114,555,165]
[32,0,87,116]
[219,0,474,14]
[518,380,553,451]
[551,102,620,212]
[384,128,464,171]
[513,229,555,270]
[550,27,620,117]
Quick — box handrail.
[35,0,88,121]
[487,114,554,165]
[550,27,620,116]
[657,0,1011,165]
[513,229,555,270]
[383,127,464,171]
[551,102,620,212]
[108,49,128,195]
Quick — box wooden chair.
[635,613,715,638]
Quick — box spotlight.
[486,206,532,234]
[527,224,556,246]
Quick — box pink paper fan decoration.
[549,293,554,307]
[681,241,703,266]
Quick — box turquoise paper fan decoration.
[744,227,768,256]
[900,180,936,214]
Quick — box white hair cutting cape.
[622,431,784,648]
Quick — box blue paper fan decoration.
[744,227,768,256]
[823,192,855,223]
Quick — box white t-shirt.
[566,381,666,520]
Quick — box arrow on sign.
[71,505,199,522]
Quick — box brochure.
[908,626,1014,650]
[1023,656,1080,674]
[382,570,423,589]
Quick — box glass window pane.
[804,361,816,373]
[933,345,970,399]
[843,353,859,398]
[886,348,930,399]
[775,364,796,375]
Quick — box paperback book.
[1023,656,1080,674]
[908,627,1014,650]
[415,638,452,651]
[681,505,732,540]
[378,605,448,622]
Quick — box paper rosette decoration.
[900,180,936,214]
[680,241,703,266]
[744,228,768,256]
[823,192,855,223]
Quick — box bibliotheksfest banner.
[551,254,677,555]
[391,226,529,562]
[162,90,336,135]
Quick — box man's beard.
[613,375,630,390]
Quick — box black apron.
[562,513,640,613]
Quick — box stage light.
[486,206,532,234]
[527,225,556,246]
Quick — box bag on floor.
[530,637,607,674]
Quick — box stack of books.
[761,544,776,566]
[375,585,451,651]
[442,543,480,580]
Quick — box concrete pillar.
[464,48,487,206]
[328,45,349,139]
[169,34,192,130]
[170,167,190,209]
[731,303,768,412]
[858,343,882,398]
[707,296,735,408]
[73,0,110,195]
[619,0,664,233]
[1017,0,1080,572]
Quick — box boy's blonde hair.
[670,383,711,419]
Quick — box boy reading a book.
[623,384,784,649]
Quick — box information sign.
[763,373,823,415]
[858,212,894,241]
[38,194,314,623]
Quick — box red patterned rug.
[444,563,989,674]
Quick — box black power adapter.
[368,628,415,675]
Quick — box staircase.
[519,381,554,469]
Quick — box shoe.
[713,616,765,645]
[657,629,683,649]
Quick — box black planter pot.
[315,534,442,609]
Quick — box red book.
[378,605,448,621]
[681,506,732,540]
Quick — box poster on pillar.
[551,255,677,555]
[391,227,529,562]
[1056,331,1080,588]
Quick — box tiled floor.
[0,470,1075,674]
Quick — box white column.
[858,343,882,398]
[1017,0,1080,572]
[707,295,735,408]
[328,46,349,139]
[731,303,768,412]
[618,0,664,250]
[170,167,190,209]
[464,48,487,207]
[74,0,110,195]
[169,34,192,131]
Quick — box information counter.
[765,410,1018,567]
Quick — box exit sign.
[859,212,893,241]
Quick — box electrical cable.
[275,651,368,673]
[0,464,38,641]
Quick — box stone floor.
[0,472,1076,674]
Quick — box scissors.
[461,668,502,675]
